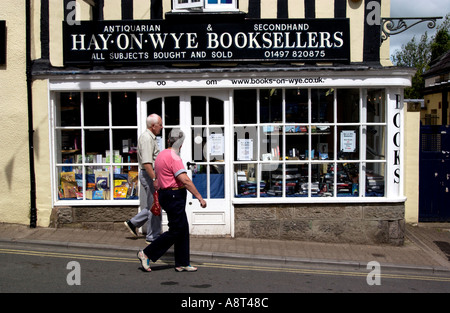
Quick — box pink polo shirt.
[154,148,187,189]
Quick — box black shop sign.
[63,18,349,65]
[0,21,5,65]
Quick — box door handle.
[187,161,196,170]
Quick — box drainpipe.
[26,0,37,228]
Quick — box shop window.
[173,0,238,11]
[233,88,387,200]
[54,91,139,203]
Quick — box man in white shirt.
[124,114,162,243]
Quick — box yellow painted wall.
[404,106,420,224]
[0,1,31,225]
[32,79,52,227]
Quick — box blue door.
[419,125,450,221]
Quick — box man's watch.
[152,177,157,181]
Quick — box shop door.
[419,125,450,222]
[142,91,231,236]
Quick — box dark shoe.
[124,220,137,236]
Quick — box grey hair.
[167,128,185,150]
[146,114,160,128]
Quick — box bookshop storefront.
[47,17,412,245]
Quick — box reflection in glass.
[286,89,308,123]
[311,89,333,123]
[260,89,282,123]
[234,90,257,124]
[84,92,109,126]
[112,92,137,126]
[59,92,81,126]
[261,163,282,197]
[365,163,385,197]
[58,166,83,200]
[367,89,386,123]
[337,89,359,123]
[234,164,258,198]
[366,126,386,160]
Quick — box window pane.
[366,163,385,197]
[192,127,206,162]
[58,167,83,200]
[286,89,308,123]
[113,166,139,199]
[192,164,207,199]
[112,129,138,164]
[367,126,386,160]
[311,89,334,123]
[338,126,359,160]
[85,129,109,161]
[337,89,359,123]
[112,92,137,126]
[59,92,81,126]
[367,89,386,123]
[234,89,257,124]
[262,163,282,197]
[260,89,282,123]
[210,165,224,198]
[234,126,257,161]
[209,97,224,125]
[58,129,82,164]
[260,126,282,161]
[86,166,111,200]
[285,126,308,160]
[337,162,359,197]
[84,92,109,126]
[191,96,206,125]
[209,127,225,161]
[147,98,162,118]
[234,164,258,198]
[311,163,335,196]
[312,126,334,160]
[165,96,180,125]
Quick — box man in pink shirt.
[137,129,206,272]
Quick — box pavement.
[1,222,450,274]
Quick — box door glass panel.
[192,164,207,199]
[191,96,207,125]
[210,164,224,198]
[192,127,207,162]
[190,96,225,200]
[147,98,162,117]
[209,97,224,125]
[165,96,180,125]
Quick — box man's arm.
[176,173,207,208]
[143,163,158,189]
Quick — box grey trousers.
[130,170,162,241]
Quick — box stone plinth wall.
[50,206,137,231]
[234,203,405,246]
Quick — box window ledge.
[232,196,407,205]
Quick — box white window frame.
[172,0,238,12]
[50,90,141,206]
[173,0,204,10]
[232,87,395,204]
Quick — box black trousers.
[143,188,190,267]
